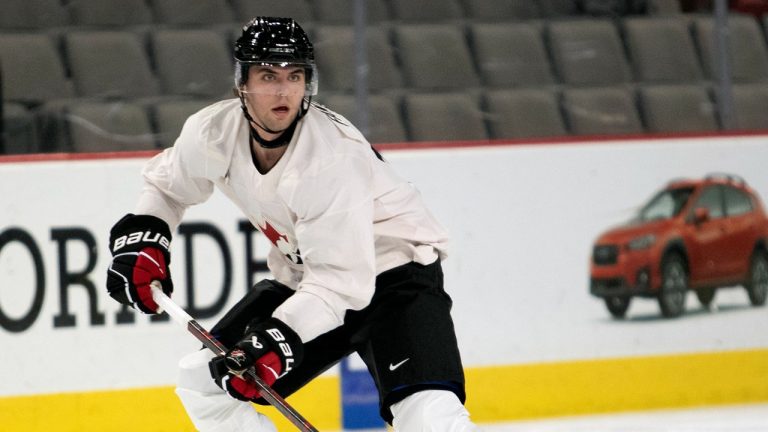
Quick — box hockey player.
[106,17,477,431]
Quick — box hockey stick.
[150,282,319,432]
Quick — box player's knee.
[177,349,218,393]
[390,390,477,431]
[175,349,278,432]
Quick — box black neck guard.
[250,114,299,149]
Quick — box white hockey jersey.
[135,99,449,342]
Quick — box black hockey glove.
[209,318,303,401]
[106,214,173,314]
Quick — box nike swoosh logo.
[389,358,410,371]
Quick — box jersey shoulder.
[175,98,243,180]
[305,102,369,146]
[186,98,242,137]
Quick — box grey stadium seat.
[547,19,632,86]
[313,0,391,25]
[395,24,480,90]
[730,83,768,130]
[0,33,75,151]
[389,0,465,23]
[0,0,68,30]
[484,88,566,139]
[404,93,488,142]
[647,0,683,14]
[639,84,718,133]
[693,15,768,83]
[561,87,643,135]
[65,101,156,152]
[65,0,153,27]
[151,0,235,26]
[2,103,40,154]
[314,26,401,92]
[151,29,233,98]
[320,94,407,144]
[65,31,159,98]
[461,0,541,21]
[152,99,215,148]
[538,0,580,17]
[229,0,314,25]
[0,33,75,104]
[471,22,554,88]
[623,17,704,83]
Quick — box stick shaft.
[151,284,319,432]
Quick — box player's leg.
[355,259,477,429]
[390,390,477,432]
[176,278,356,429]
[175,279,293,432]
[253,324,355,402]
[176,349,278,432]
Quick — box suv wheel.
[658,253,687,318]
[746,251,768,306]
[695,287,716,308]
[604,296,630,318]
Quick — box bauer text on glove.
[106,213,173,314]
[209,317,303,401]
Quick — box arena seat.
[538,0,580,17]
[65,100,156,152]
[389,0,465,22]
[470,22,555,87]
[314,25,401,93]
[64,31,159,99]
[0,0,68,30]
[229,0,314,25]
[647,0,683,14]
[321,93,407,144]
[546,19,632,86]
[639,84,719,132]
[484,88,566,139]
[65,0,153,27]
[730,83,768,130]
[151,29,232,98]
[5,0,768,155]
[623,16,704,83]
[394,24,480,90]
[150,0,235,26]
[0,33,74,104]
[693,14,768,83]
[312,0,391,25]
[461,0,541,21]
[561,86,644,135]
[403,92,488,141]
[2,103,40,153]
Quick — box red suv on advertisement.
[590,174,768,318]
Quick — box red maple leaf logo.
[256,219,302,264]
[257,219,288,247]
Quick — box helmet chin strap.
[238,93,293,149]
[237,92,311,149]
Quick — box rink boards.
[2,348,767,430]
[1,134,768,430]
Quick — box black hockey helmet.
[234,17,317,96]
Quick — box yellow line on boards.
[465,348,768,422]
[1,349,767,431]
[0,377,339,432]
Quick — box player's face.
[241,65,306,136]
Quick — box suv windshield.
[636,187,695,222]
